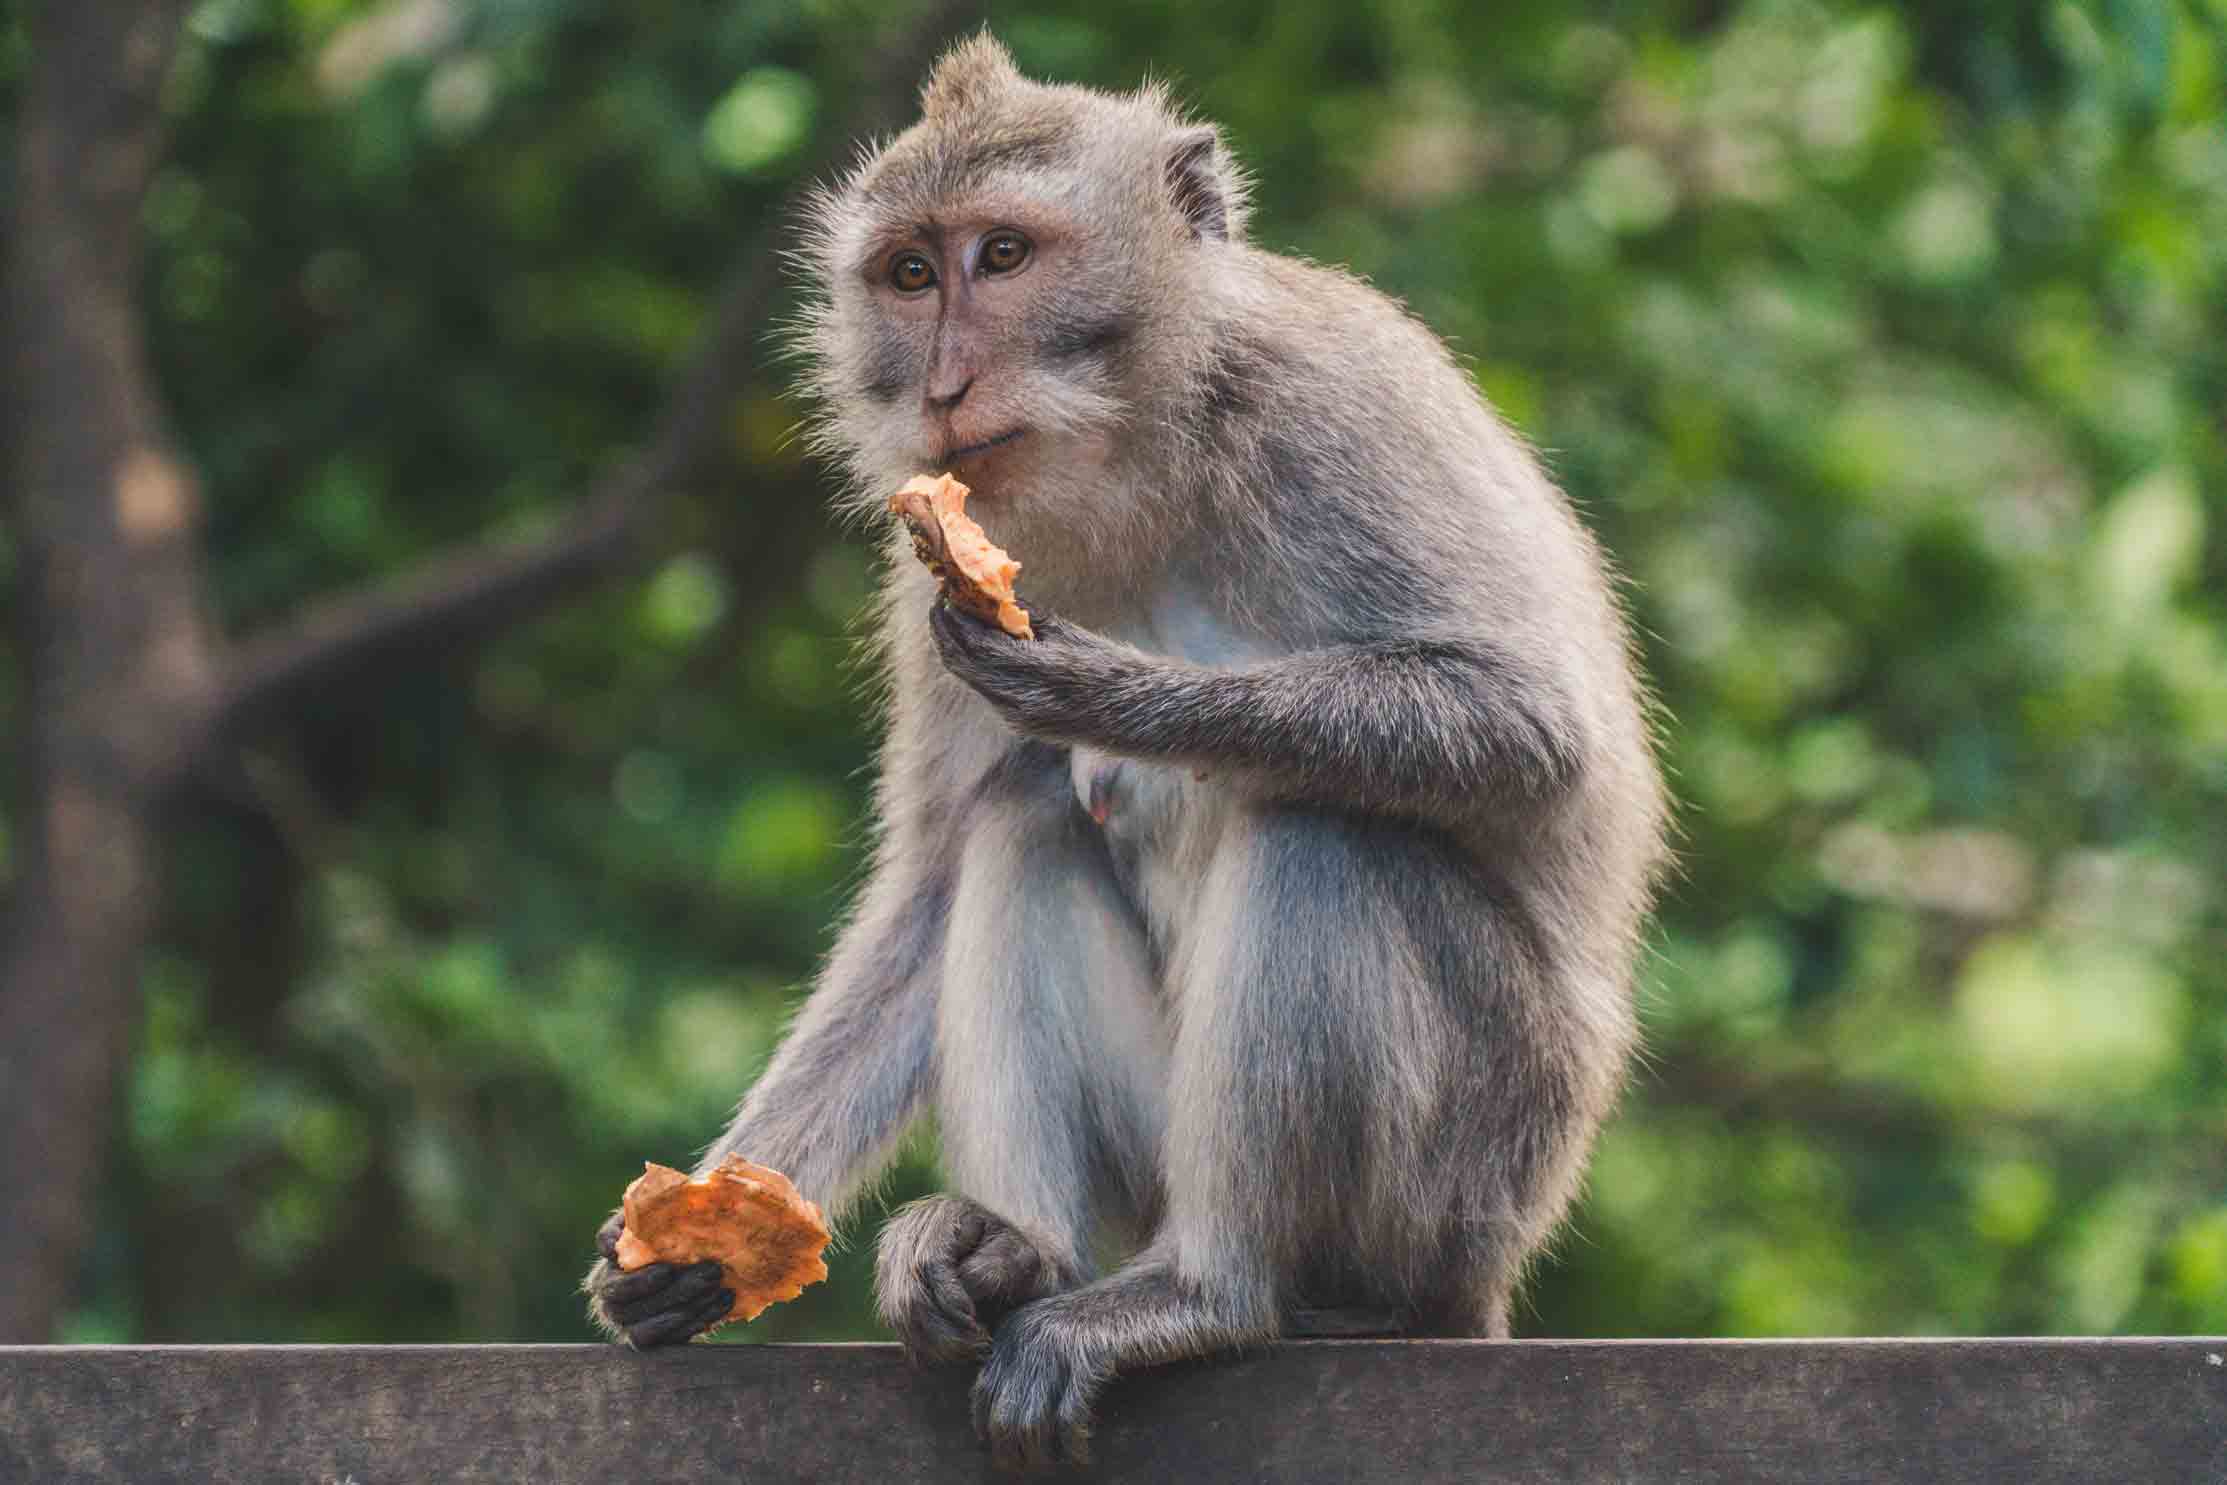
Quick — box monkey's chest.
[1069,748,1200,927]
[1066,594,1252,935]
[1069,747,1184,843]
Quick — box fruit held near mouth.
[889,472,1035,639]
[613,1155,831,1328]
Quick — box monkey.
[584,34,1669,1470]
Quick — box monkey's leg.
[586,845,950,1346]
[971,810,1614,1468]
[878,743,1166,1366]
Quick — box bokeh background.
[2,0,2223,1346]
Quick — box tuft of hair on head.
[919,30,1024,122]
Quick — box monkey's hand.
[582,1208,734,1348]
[876,1195,1076,1366]
[929,601,1124,739]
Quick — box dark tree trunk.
[0,0,980,1343]
[0,0,213,1341]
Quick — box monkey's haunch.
[890,473,1035,639]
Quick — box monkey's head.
[797,35,1247,560]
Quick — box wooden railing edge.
[3,1337,2221,1482]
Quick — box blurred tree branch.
[0,0,978,1342]
[213,0,981,734]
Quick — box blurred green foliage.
[5,0,2224,1343]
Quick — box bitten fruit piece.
[614,1155,831,1328]
[889,472,1035,639]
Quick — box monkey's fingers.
[626,1286,735,1350]
[906,1259,990,1361]
[955,1223,1051,1307]
[931,589,1053,636]
[946,1201,992,1256]
[602,1259,724,1329]
[595,1209,626,1263]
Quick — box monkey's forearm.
[937,611,1580,818]
[696,864,949,1220]
[1111,643,1580,811]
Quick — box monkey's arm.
[585,790,956,1347]
[931,605,1581,822]
[698,855,949,1204]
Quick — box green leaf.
[702,67,817,176]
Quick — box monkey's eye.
[889,253,937,293]
[980,231,1032,276]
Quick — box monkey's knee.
[876,1194,1078,1366]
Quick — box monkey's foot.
[876,1195,1076,1366]
[972,1300,1110,1471]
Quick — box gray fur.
[585,32,1669,1468]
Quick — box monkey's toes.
[973,1305,1101,1471]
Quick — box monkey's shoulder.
[1236,251,1473,387]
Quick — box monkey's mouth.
[939,428,1027,465]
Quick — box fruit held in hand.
[614,1155,831,1327]
[890,472,1034,639]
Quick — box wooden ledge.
[3,1338,2221,1481]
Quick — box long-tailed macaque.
[587,36,1668,1471]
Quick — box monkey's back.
[1199,249,1669,995]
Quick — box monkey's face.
[799,65,1241,557]
[886,204,1128,479]
[810,177,1150,517]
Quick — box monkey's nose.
[924,376,974,412]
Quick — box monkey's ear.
[1165,126,1239,242]
[922,33,1022,120]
